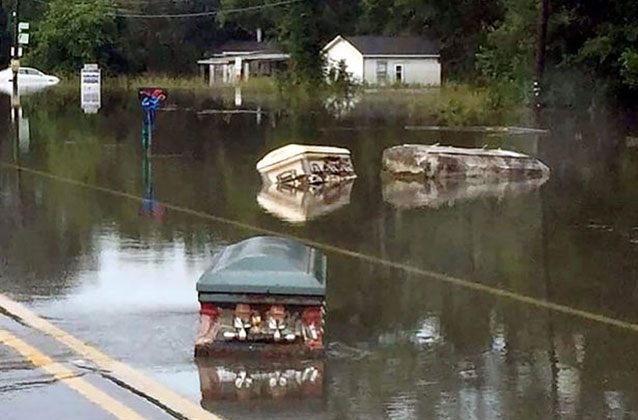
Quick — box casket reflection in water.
[197,357,324,415]
[382,176,549,209]
[257,181,354,224]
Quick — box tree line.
[1,0,637,95]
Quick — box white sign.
[18,22,30,31]
[10,47,23,58]
[81,64,101,114]
[18,33,29,45]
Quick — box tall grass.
[53,73,527,125]
[57,74,279,91]
[357,82,528,126]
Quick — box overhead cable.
[111,0,301,18]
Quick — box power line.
[31,0,130,10]
[111,0,301,18]
[32,0,210,3]
[113,0,217,3]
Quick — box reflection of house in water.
[324,94,361,119]
[196,88,267,126]
[197,358,324,418]
[198,36,289,85]
[257,181,354,224]
[382,176,549,209]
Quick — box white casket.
[256,144,356,187]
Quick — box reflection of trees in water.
[321,109,638,419]
[538,110,638,320]
[0,171,92,297]
[326,304,638,418]
[326,248,638,418]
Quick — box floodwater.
[1,87,638,420]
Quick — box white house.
[323,35,441,86]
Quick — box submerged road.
[2,161,638,419]
[0,294,223,420]
[2,162,638,334]
[3,95,638,419]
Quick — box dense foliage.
[1,0,638,96]
[0,1,8,66]
[26,0,122,73]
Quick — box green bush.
[620,49,638,88]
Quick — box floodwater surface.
[1,88,638,420]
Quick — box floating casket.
[257,181,354,224]
[256,144,356,187]
[382,176,549,209]
[196,236,326,357]
[382,144,550,180]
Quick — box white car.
[0,67,60,84]
[0,67,60,95]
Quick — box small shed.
[198,40,289,85]
[323,35,441,86]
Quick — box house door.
[395,64,404,83]
[376,61,388,84]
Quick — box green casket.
[195,236,327,357]
[197,236,326,301]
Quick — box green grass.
[53,73,528,125]
[57,74,208,89]
[58,74,282,95]
[352,82,529,126]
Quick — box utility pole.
[534,0,550,108]
[12,0,20,96]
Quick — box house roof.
[213,40,283,55]
[326,35,439,56]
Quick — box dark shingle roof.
[214,40,283,54]
[345,36,439,56]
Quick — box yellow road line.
[0,295,225,420]
[0,329,149,420]
[2,162,638,335]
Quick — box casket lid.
[256,144,351,171]
[197,236,327,296]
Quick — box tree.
[474,0,543,100]
[279,0,324,85]
[28,0,121,73]
[620,49,638,88]
[218,0,325,85]
[0,0,9,67]
[357,0,394,34]
[217,0,280,37]
[356,0,503,78]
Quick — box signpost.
[18,22,29,46]
[138,87,168,219]
[11,3,28,94]
[80,64,101,114]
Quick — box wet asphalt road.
[0,312,189,420]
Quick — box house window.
[376,61,388,83]
[395,64,404,83]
